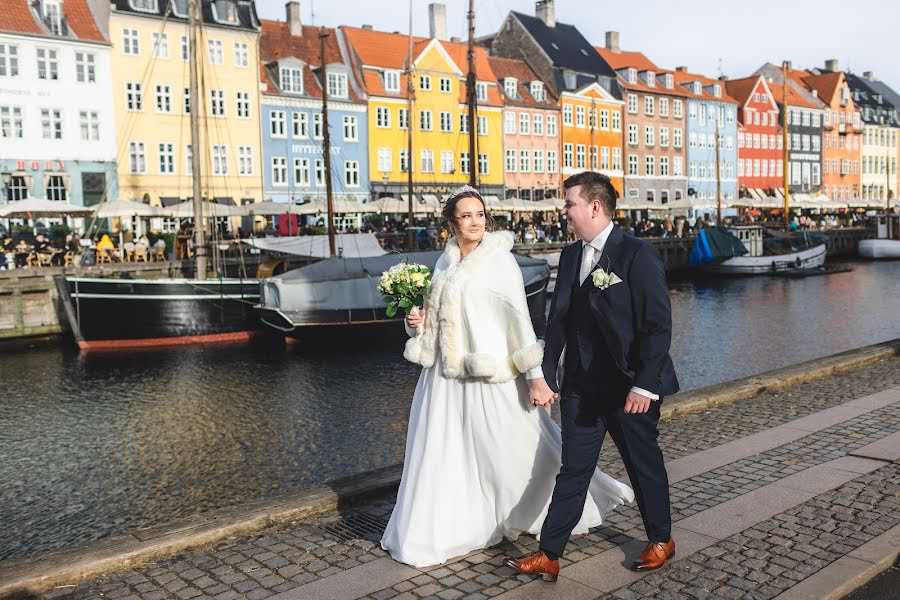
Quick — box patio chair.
[123,242,135,262]
[134,245,149,262]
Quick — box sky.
[254,0,900,89]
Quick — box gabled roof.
[1,0,106,42]
[594,47,658,72]
[111,0,259,31]
[488,56,558,109]
[865,79,900,113]
[766,80,825,110]
[259,21,363,102]
[594,47,692,98]
[843,72,900,126]
[724,76,761,107]
[341,26,425,71]
[801,71,843,104]
[510,11,615,78]
[673,70,737,104]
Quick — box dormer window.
[563,69,576,90]
[504,77,518,99]
[713,84,721,98]
[664,74,673,89]
[646,72,655,87]
[383,70,400,93]
[693,81,702,95]
[130,0,159,13]
[475,82,488,102]
[627,68,637,84]
[170,0,188,18]
[211,0,239,25]
[43,0,63,34]
[280,66,303,94]
[327,72,348,99]
[530,81,545,102]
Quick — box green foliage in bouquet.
[378,261,432,318]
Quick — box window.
[440,111,452,132]
[673,156,683,176]
[419,75,431,91]
[184,144,193,175]
[419,110,432,131]
[533,114,543,135]
[343,115,358,141]
[673,128,682,148]
[659,127,669,147]
[233,42,248,67]
[459,152,469,174]
[645,155,655,176]
[155,85,171,112]
[588,107,597,128]
[547,151,557,173]
[208,40,224,65]
[123,28,139,54]
[280,67,303,93]
[384,70,400,93]
[236,91,250,118]
[477,115,487,136]
[45,174,66,201]
[575,105,585,127]
[212,145,227,175]
[183,87,191,113]
[547,114,557,136]
[505,111,516,134]
[534,150,544,172]
[563,104,573,125]
[644,96,655,116]
[126,82,143,110]
[576,144,586,169]
[158,142,175,174]
[270,110,286,137]
[563,143,573,168]
[313,113,323,138]
[628,154,638,175]
[659,98,669,117]
[210,89,225,116]
[478,153,489,175]
[272,157,287,185]
[460,113,469,133]
[420,149,434,173]
[1,106,24,139]
[689,132,697,148]
[294,157,310,185]
[476,82,488,102]
[600,109,609,130]
[600,146,610,170]
[504,78,518,98]
[519,112,530,134]
[152,32,169,58]
[627,94,638,114]
[0,45,19,77]
[673,99,683,118]
[6,175,27,201]
[660,156,669,176]
[315,159,325,185]
[78,110,100,141]
[344,161,360,187]
[627,68,637,84]
[645,126,655,146]
[506,149,517,172]
[628,124,638,145]
[519,149,530,172]
[377,148,392,172]
[399,108,408,129]
[376,106,390,128]
[75,52,96,82]
[441,151,453,174]
[180,35,188,60]
[36,48,58,80]
[440,77,451,93]
[327,73,348,98]
[530,81,544,101]
[237,146,253,175]
[129,141,146,173]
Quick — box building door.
[81,172,106,207]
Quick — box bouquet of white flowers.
[378,261,432,318]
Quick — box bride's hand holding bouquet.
[378,262,432,333]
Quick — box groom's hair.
[564,171,617,217]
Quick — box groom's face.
[562,185,605,241]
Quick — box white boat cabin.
[874,213,900,240]
[726,225,764,257]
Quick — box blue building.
[258,10,369,221]
[677,71,739,218]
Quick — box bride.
[380,185,634,569]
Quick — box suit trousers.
[539,367,672,557]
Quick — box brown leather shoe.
[502,551,560,582]
[630,538,676,571]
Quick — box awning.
[169,201,247,217]
[160,196,182,207]
[294,198,379,215]
[93,199,172,218]
[245,201,307,216]
[0,196,94,218]
[242,233,386,258]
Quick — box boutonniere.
[592,259,622,290]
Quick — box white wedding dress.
[381,340,635,567]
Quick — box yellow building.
[341,27,504,200]
[110,0,263,218]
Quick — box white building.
[0,0,118,207]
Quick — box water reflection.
[0,260,898,561]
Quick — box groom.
[505,171,679,580]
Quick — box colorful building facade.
[559,82,624,196]
[726,75,783,196]
[846,71,899,205]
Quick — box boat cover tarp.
[242,233,387,258]
[764,231,831,254]
[689,228,749,266]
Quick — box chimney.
[428,3,447,40]
[675,66,688,73]
[863,71,874,81]
[361,24,373,30]
[536,0,555,28]
[286,1,302,37]
[783,60,792,71]
[824,59,839,72]
[605,31,620,53]
[450,36,461,43]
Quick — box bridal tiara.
[447,183,482,202]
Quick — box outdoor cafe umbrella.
[294,198,379,214]
[245,201,307,216]
[0,196,94,218]
[93,199,171,218]
[168,201,248,218]
[371,196,410,214]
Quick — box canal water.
[1,260,898,561]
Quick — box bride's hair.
[442,188,494,233]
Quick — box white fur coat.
[403,231,544,383]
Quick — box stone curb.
[1,338,898,598]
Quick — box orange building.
[559,82,625,196]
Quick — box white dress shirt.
[576,222,659,401]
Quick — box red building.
[726,75,783,196]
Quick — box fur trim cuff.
[512,341,544,373]
[404,336,423,364]
[464,353,497,378]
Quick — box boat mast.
[782,60,790,232]
[466,0,478,186]
[188,0,207,279]
[715,115,722,226]
[405,0,415,249]
[319,28,336,257]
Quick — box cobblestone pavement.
[38,357,900,600]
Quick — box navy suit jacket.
[541,225,679,398]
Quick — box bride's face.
[451,196,487,244]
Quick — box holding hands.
[529,377,558,407]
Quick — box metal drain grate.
[315,512,390,543]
